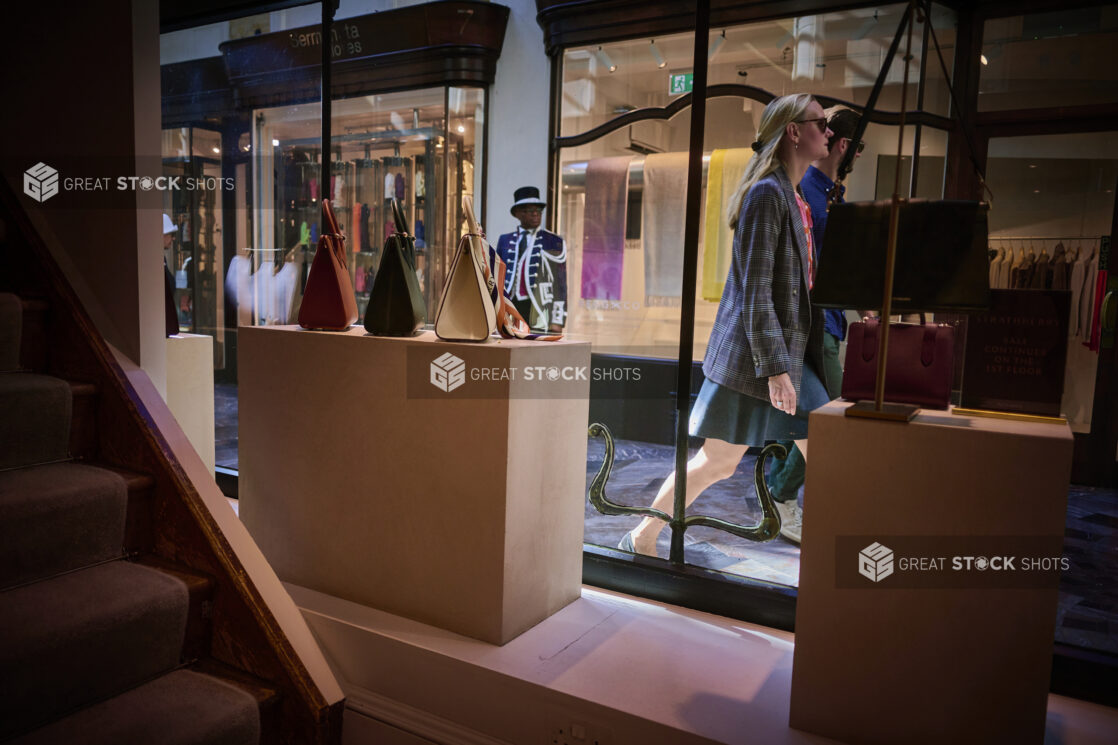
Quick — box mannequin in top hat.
[494,186,568,333]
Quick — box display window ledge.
[285,583,1118,745]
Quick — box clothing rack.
[988,235,1100,241]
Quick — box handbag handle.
[391,198,410,236]
[861,318,940,367]
[320,199,346,262]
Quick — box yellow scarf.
[701,148,750,302]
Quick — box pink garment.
[580,156,632,300]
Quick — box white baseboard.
[345,684,514,745]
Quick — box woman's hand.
[768,372,797,414]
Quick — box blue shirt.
[800,165,846,340]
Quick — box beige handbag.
[434,195,497,342]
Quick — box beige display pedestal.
[238,326,590,645]
[165,333,215,476]
[790,400,1073,745]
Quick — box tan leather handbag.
[298,199,358,331]
[434,195,497,341]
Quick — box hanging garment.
[987,247,1001,290]
[394,172,406,202]
[643,152,690,299]
[1050,243,1068,291]
[351,202,363,254]
[1029,250,1050,289]
[580,155,632,301]
[1078,246,1098,341]
[360,203,371,253]
[1069,246,1088,336]
[384,172,395,200]
[701,148,750,302]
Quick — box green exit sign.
[669,71,693,95]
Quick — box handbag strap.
[860,318,938,367]
[391,198,409,236]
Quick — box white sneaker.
[775,500,803,544]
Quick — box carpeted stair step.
[193,658,283,741]
[136,556,216,662]
[18,296,48,373]
[93,463,157,552]
[0,372,72,469]
[0,462,127,590]
[8,669,262,745]
[68,379,99,459]
[0,291,20,371]
[0,561,190,738]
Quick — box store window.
[559,3,957,588]
[160,2,503,475]
[979,4,1118,111]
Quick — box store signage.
[219,3,507,84]
[669,71,693,95]
[960,289,1070,417]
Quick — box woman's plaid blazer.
[702,164,827,401]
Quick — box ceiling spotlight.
[457,124,466,133]
[709,29,726,61]
[594,46,617,73]
[272,139,280,147]
[212,147,220,154]
[649,39,666,69]
[980,53,988,65]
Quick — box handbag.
[433,195,498,342]
[841,318,955,409]
[298,199,358,331]
[364,198,426,336]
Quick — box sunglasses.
[845,138,866,154]
[796,117,828,134]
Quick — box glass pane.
[984,132,1118,659]
[560,2,956,142]
[571,7,956,576]
[979,5,1118,111]
[985,131,1117,436]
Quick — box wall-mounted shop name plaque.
[960,289,1070,417]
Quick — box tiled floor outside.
[216,382,1118,654]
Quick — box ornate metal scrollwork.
[587,422,784,544]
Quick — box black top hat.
[510,186,547,214]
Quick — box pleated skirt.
[689,363,830,446]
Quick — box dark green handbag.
[364,199,426,336]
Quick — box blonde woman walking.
[621,93,833,556]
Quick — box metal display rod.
[321,0,339,203]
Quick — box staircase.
[0,191,341,743]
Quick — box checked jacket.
[702,165,828,402]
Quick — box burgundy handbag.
[842,319,955,409]
[298,199,358,330]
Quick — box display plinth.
[790,400,1073,745]
[165,333,215,476]
[239,326,591,645]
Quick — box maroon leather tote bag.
[841,319,955,409]
[298,199,358,330]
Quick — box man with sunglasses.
[768,107,864,544]
[495,186,568,332]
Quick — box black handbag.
[364,199,426,336]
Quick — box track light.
[594,46,617,73]
[980,54,988,65]
[708,29,725,61]
[649,39,666,69]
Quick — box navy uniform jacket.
[495,227,568,328]
[702,165,827,401]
